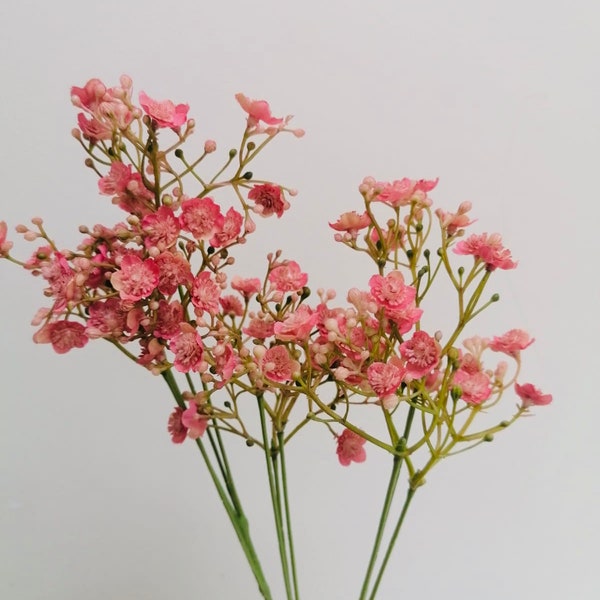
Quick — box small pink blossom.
[336,429,367,466]
[139,91,189,128]
[329,211,371,238]
[385,304,423,335]
[369,271,416,311]
[154,251,193,296]
[76,113,113,141]
[235,93,283,126]
[98,162,132,195]
[436,201,475,236]
[181,403,209,439]
[191,271,221,316]
[33,321,88,354]
[111,254,159,302]
[168,407,187,444]
[71,78,107,111]
[169,323,205,373]
[210,207,243,248]
[154,300,184,340]
[213,343,239,388]
[85,298,128,339]
[180,197,224,240]
[400,330,441,379]
[515,382,552,407]
[40,252,80,312]
[231,276,262,299]
[219,294,244,317]
[0,221,13,256]
[243,316,275,339]
[367,357,405,408]
[268,261,308,293]
[142,206,180,251]
[257,345,299,382]
[248,184,289,218]
[489,329,534,357]
[452,369,492,404]
[273,305,318,342]
[454,232,517,271]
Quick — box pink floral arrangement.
[0,75,551,599]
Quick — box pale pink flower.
[369,271,416,311]
[268,261,308,292]
[181,403,209,438]
[243,316,275,339]
[515,382,553,407]
[169,323,205,373]
[0,221,13,256]
[139,91,189,128]
[71,78,107,111]
[436,201,475,236]
[454,232,517,271]
[142,206,180,250]
[33,321,88,354]
[367,357,405,404]
[213,343,240,388]
[248,184,289,218]
[76,113,113,141]
[231,276,262,299]
[274,305,319,342]
[219,294,244,317]
[191,271,221,316]
[210,207,243,248]
[452,369,492,404]
[336,429,367,466]
[489,329,534,357]
[257,345,299,382]
[385,304,423,335]
[179,197,224,240]
[111,254,159,302]
[235,93,283,126]
[374,178,415,207]
[329,211,371,237]
[40,252,80,312]
[154,251,193,295]
[154,300,184,340]
[400,330,441,379]
[168,407,187,444]
[98,162,132,195]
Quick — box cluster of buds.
[0,77,550,483]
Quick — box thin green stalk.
[367,487,417,600]
[358,406,416,600]
[162,370,273,599]
[257,395,294,599]
[277,431,300,599]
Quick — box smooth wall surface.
[1,1,598,598]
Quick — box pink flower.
[139,91,189,128]
[369,271,416,311]
[154,300,184,340]
[154,251,193,296]
[400,330,441,379]
[243,316,275,339]
[111,254,159,302]
[367,357,405,409]
[0,221,13,256]
[168,407,187,444]
[191,271,221,316]
[219,294,244,317]
[336,429,367,466]
[71,78,107,111]
[85,298,128,339]
[274,305,319,342]
[385,304,423,335]
[489,329,534,357]
[98,162,132,195]
[181,403,209,439]
[257,345,299,382]
[142,206,180,251]
[436,201,475,236]
[452,369,492,404]
[169,323,205,373]
[180,197,224,240]
[213,343,239,388]
[454,232,517,271]
[235,93,283,126]
[248,184,289,218]
[515,382,553,407]
[231,276,262,299]
[40,252,80,312]
[210,207,243,248]
[76,113,113,141]
[329,211,371,238]
[33,321,88,354]
[268,261,308,292]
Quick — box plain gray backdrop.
[1,1,598,598]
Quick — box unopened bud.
[242,171,253,180]
[491,293,500,302]
[483,433,494,442]
[174,149,184,159]
[229,148,237,158]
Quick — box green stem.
[367,487,417,600]
[161,370,273,599]
[358,406,416,600]
[257,395,294,599]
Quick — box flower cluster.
[1,76,550,480]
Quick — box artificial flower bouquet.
[0,75,551,599]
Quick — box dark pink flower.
[336,429,367,466]
[33,321,88,354]
[180,197,224,240]
[139,91,189,128]
[168,407,187,444]
[111,254,159,302]
[489,329,534,357]
[181,403,209,439]
[213,343,239,388]
[98,162,132,195]
[210,207,243,248]
[248,184,289,218]
[154,300,184,340]
[235,93,283,126]
[400,330,441,379]
[169,323,205,373]
[515,382,553,407]
[268,261,308,292]
[219,295,244,317]
[454,232,517,271]
[85,298,128,339]
[154,251,193,296]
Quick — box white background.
[1,1,598,598]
